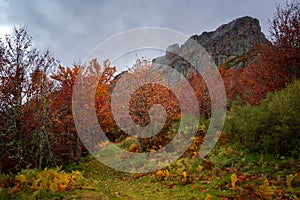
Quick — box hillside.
[0,1,299,198]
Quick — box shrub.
[226,80,300,157]
[14,167,87,193]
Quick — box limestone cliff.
[153,16,270,74]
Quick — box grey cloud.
[1,0,286,67]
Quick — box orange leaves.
[48,59,117,163]
[128,83,180,126]
[216,45,292,106]
[188,72,211,117]
[110,58,182,148]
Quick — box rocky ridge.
[153,16,270,75]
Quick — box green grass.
[64,143,300,199]
[1,142,299,199]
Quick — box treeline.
[0,25,125,172]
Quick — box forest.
[0,1,299,199]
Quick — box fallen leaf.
[230,173,238,189]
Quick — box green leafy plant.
[226,80,300,157]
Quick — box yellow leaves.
[15,174,27,183]
[204,194,211,200]
[256,179,276,199]
[149,149,156,153]
[73,170,80,176]
[198,124,206,132]
[156,169,169,180]
[197,165,204,173]
[180,171,189,184]
[98,140,110,149]
[14,168,85,193]
[156,170,164,177]
[192,151,199,159]
[230,173,238,189]
[182,171,188,179]
[164,169,170,179]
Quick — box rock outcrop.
[153,16,270,74]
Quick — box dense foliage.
[0,27,58,170]
[226,80,300,157]
[0,28,115,171]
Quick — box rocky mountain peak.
[153,16,269,74]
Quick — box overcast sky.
[0,0,286,69]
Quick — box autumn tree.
[50,65,84,163]
[0,27,57,170]
[110,58,186,152]
[50,58,116,163]
[268,0,300,79]
[228,1,299,105]
[94,59,117,135]
[187,72,211,117]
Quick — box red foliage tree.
[110,58,181,151]
[51,59,116,161]
[0,27,58,170]
[269,0,300,79]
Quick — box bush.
[14,167,87,193]
[226,80,300,157]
